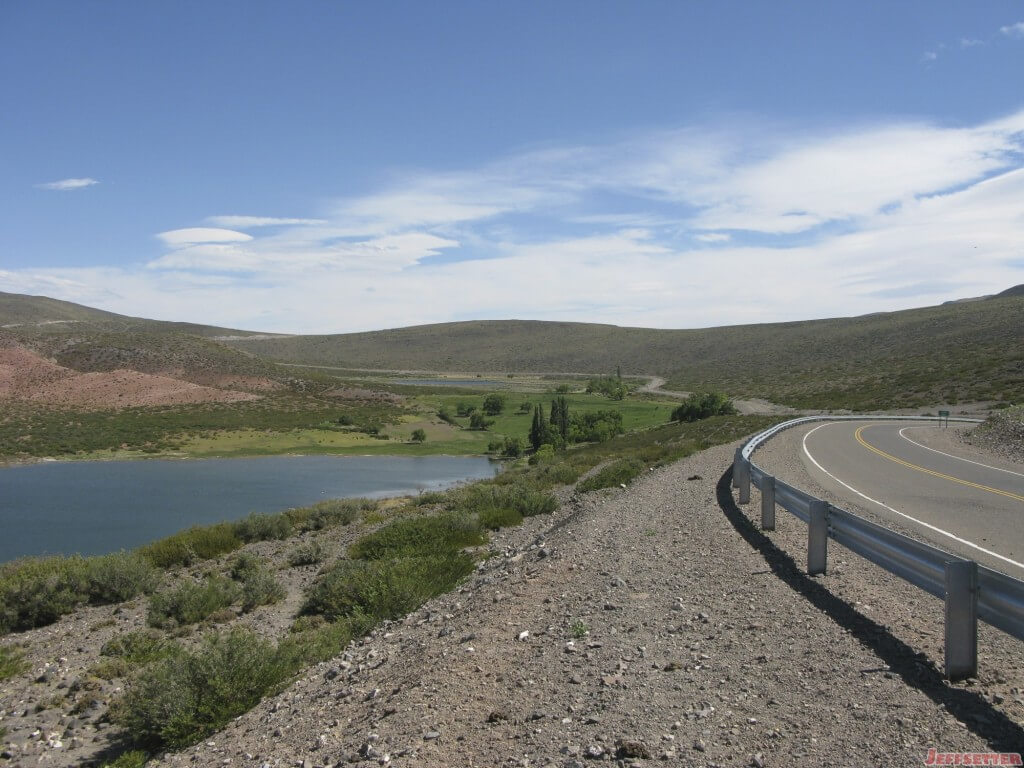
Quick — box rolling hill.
[1,289,1021,411]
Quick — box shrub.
[454,482,558,518]
[101,628,180,665]
[138,524,242,569]
[528,444,555,465]
[469,412,493,430]
[517,401,532,413]
[348,512,485,560]
[287,541,325,567]
[570,410,624,443]
[0,553,158,635]
[101,750,150,768]
[240,569,285,613]
[586,376,628,400]
[147,576,240,629]
[410,428,427,443]
[671,392,736,422]
[286,498,373,531]
[0,557,89,633]
[0,644,28,681]
[232,513,292,543]
[482,394,506,415]
[437,406,457,425]
[84,552,160,604]
[113,627,294,750]
[456,402,476,416]
[479,506,523,530]
[228,552,262,582]
[576,458,646,493]
[501,436,524,458]
[302,554,475,622]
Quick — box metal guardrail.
[733,415,1024,680]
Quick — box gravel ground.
[960,408,1024,465]
[3,440,1022,767]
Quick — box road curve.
[799,420,1024,576]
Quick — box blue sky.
[2,1,1023,333]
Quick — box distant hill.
[2,289,1022,411]
[993,284,1024,299]
[220,296,1024,411]
[0,293,291,386]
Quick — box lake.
[0,455,497,562]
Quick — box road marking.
[855,426,1024,503]
[897,426,1024,479]
[802,423,1024,572]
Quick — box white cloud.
[156,228,254,246]
[205,215,328,228]
[1000,21,1024,37]
[960,38,985,48]
[35,178,99,191]
[921,50,939,62]
[5,109,1024,334]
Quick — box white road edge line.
[898,426,1024,479]
[801,422,1024,573]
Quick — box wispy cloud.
[156,228,253,246]
[1000,21,1024,37]
[205,215,328,228]
[960,38,985,48]
[5,110,1024,333]
[35,177,99,191]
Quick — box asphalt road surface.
[799,420,1024,577]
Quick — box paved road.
[799,420,1024,576]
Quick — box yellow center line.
[854,425,1024,503]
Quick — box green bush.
[100,750,150,768]
[670,392,736,422]
[240,569,285,613]
[454,482,558,518]
[285,498,372,531]
[138,524,242,569]
[528,444,556,465]
[0,552,158,634]
[114,627,294,750]
[349,512,485,560]
[232,513,292,543]
[84,552,160,604]
[576,458,646,492]
[147,576,240,629]
[101,629,180,665]
[479,506,523,530]
[469,412,494,430]
[228,552,262,582]
[287,541,325,567]
[302,554,475,622]
[482,394,506,415]
[0,644,28,681]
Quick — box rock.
[751,753,766,767]
[423,731,440,740]
[518,631,530,641]
[584,744,605,759]
[693,739,707,752]
[615,739,652,759]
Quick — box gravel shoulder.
[4,440,1022,767]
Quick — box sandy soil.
[0,343,260,408]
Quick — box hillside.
[3,290,1022,411]
[221,295,1024,410]
[0,292,295,387]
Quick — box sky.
[2,1,1023,334]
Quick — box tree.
[670,392,737,422]
[550,396,569,443]
[410,428,427,443]
[529,404,550,451]
[482,394,506,415]
[469,412,494,430]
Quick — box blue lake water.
[0,455,497,562]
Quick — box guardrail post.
[738,458,751,504]
[732,448,741,488]
[944,560,978,680]
[808,500,828,575]
[761,475,776,531]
